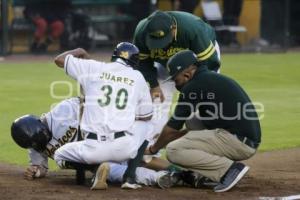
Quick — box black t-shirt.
[167,67,261,144]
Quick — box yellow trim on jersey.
[198,47,215,61]
[197,41,216,61]
[139,53,150,60]
[197,42,213,57]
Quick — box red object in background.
[32,17,64,42]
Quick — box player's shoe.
[214,162,249,192]
[121,177,142,189]
[181,170,218,188]
[157,171,182,189]
[90,162,110,190]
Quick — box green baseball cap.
[164,50,198,82]
[146,11,174,49]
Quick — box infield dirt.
[0,148,299,200]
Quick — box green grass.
[0,62,77,169]
[221,53,300,151]
[0,53,300,169]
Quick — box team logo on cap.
[177,66,182,70]
[120,51,129,59]
[150,30,165,38]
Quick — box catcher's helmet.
[111,42,140,68]
[11,115,52,152]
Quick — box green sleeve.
[190,34,221,72]
[138,59,159,88]
[133,21,159,88]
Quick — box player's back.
[80,60,149,135]
[29,97,81,166]
[44,97,80,157]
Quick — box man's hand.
[150,86,165,102]
[24,165,47,180]
[144,145,158,155]
[144,126,188,156]
[54,48,90,68]
[144,147,152,155]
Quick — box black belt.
[236,135,259,149]
[86,131,125,141]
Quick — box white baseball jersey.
[64,55,153,136]
[29,97,82,168]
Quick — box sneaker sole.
[157,174,172,189]
[214,165,250,193]
[90,163,110,190]
[121,182,142,189]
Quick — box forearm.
[150,126,186,154]
[54,48,90,68]
[142,157,171,171]
[138,60,158,88]
[29,148,49,169]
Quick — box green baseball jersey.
[167,67,261,144]
[133,11,220,88]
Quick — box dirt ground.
[0,148,299,200]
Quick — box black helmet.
[111,42,140,68]
[11,115,52,152]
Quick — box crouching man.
[145,50,261,192]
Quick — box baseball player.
[53,42,155,188]
[11,97,181,189]
[133,10,221,135]
[11,97,84,179]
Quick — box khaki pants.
[166,129,256,182]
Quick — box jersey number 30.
[98,85,128,110]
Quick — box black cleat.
[181,171,218,188]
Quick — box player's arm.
[24,149,48,180]
[147,107,190,154]
[145,87,193,154]
[139,60,165,102]
[54,48,100,86]
[133,30,163,101]
[146,125,188,155]
[54,48,90,68]
[191,34,220,72]
[138,59,159,88]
